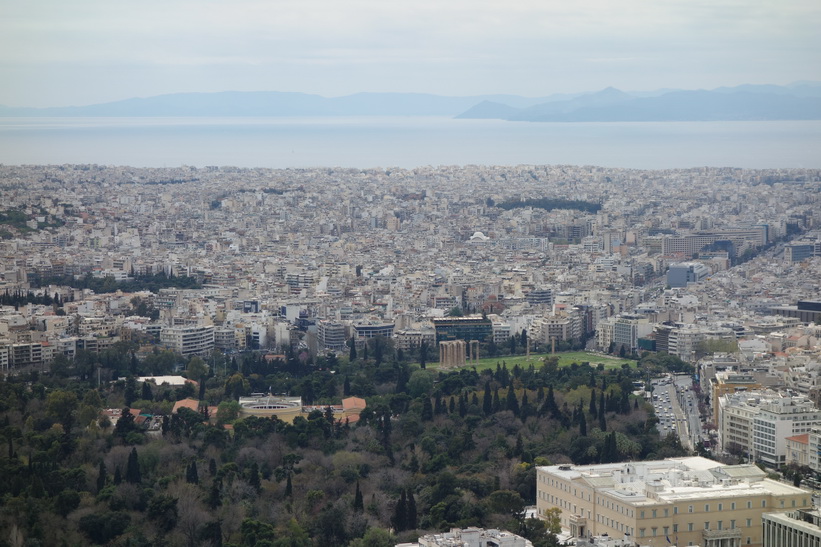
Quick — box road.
[649,374,700,451]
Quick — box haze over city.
[1,0,820,107]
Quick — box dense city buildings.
[1,163,821,544]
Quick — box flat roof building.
[536,456,812,547]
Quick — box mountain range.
[2,83,820,121]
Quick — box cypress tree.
[434,394,444,415]
[353,481,364,512]
[505,385,520,415]
[483,381,493,416]
[448,397,456,414]
[186,461,199,484]
[620,390,631,414]
[459,394,467,417]
[285,475,292,497]
[96,460,107,492]
[520,390,531,420]
[393,490,408,532]
[407,488,417,530]
[113,465,122,485]
[471,392,479,407]
[599,410,607,432]
[492,388,501,413]
[579,411,588,436]
[248,462,261,492]
[589,389,597,417]
[126,447,141,484]
[208,479,222,509]
[422,398,433,421]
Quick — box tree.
[349,338,357,361]
[353,481,364,512]
[186,460,199,484]
[46,389,78,431]
[406,488,417,530]
[147,494,179,533]
[275,453,302,497]
[97,460,107,492]
[186,356,209,383]
[141,381,153,401]
[216,400,241,426]
[419,341,429,369]
[506,385,520,416]
[126,447,141,484]
[392,489,408,532]
[482,380,493,416]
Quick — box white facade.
[160,325,215,357]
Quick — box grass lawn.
[428,351,635,372]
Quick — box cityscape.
[0,161,820,546]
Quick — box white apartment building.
[160,325,214,357]
[612,314,652,354]
[718,391,821,468]
[754,395,821,468]
[317,320,347,352]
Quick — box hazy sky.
[2,0,820,107]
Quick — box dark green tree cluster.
[0,336,687,545]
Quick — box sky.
[1,0,820,107]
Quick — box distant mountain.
[0,91,558,118]
[455,101,522,119]
[2,83,820,121]
[455,84,821,122]
[508,87,635,121]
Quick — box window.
[746,519,752,527]
[731,520,736,529]
[688,523,693,532]
[688,505,694,513]
[640,529,645,538]
[705,522,710,530]
[674,507,679,514]
[747,501,752,509]
[705,504,710,512]
[718,503,723,511]
[652,527,657,537]
[673,525,678,533]
[780,500,785,508]
[792,500,796,507]
[718,521,723,530]
[731,502,736,510]
[664,526,669,536]
[762,501,767,508]
[640,511,645,519]
[664,508,669,517]
[652,510,657,518]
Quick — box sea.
[1,116,820,170]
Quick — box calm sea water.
[1,116,820,169]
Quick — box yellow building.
[536,456,811,547]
